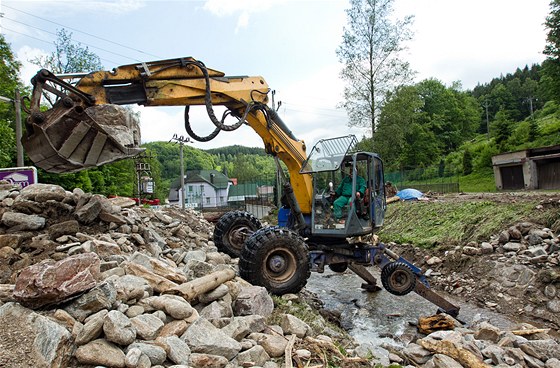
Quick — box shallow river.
[306,268,518,351]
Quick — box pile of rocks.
[392,218,560,330]
[0,183,360,367]
[397,317,560,368]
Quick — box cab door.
[370,156,386,228]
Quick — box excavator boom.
[24,57,313,213]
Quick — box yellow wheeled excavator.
[23,57,460,317]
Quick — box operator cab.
[300,135,386,238]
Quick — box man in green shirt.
[333,162,366,223]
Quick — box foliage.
[462,150,473,175]
[29,29,103,106]
[0,121,16,167]
[374,79,480,171]
[336,0,414,135]
[542,0,560,102]
[0,34,25,168]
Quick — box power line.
[2,16,143,63]
[2,3,162,60]
[1,26,122,66]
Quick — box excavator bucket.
[23,101,143,173]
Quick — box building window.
[220,196,224,203]
[206,197,211,205]
[188,185,193,192]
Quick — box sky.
[0,0,552,151]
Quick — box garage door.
[500,165,524,190]
[537,160,560,189]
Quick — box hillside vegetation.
[378,193,560,248]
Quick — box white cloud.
[203,0,286,30]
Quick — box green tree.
[337,0,414,136]
[493,109,513,151]
[542,0,560,102]
[30,29,103,106]
[0,34,24,168]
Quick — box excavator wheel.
[328,262,348,273]
[380,262,416,296]
[239,227,310,295]
[213,211,261,258]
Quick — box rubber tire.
[239,227,310,295]
[328,262,348,273]
[380,262,416,296]
[213,211,261,258]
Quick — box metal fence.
[385,167,460,194]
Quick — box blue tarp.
[396,188,423,201]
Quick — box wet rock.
[13,252,100,309]
[402,342,432,365]
[75,339,126,367]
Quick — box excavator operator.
[332,162,366,223]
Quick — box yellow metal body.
[71,58,313,214]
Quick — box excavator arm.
[23,57,313,214]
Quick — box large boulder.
[13,252,100,309]
[0,303,73,367]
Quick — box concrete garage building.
[492,145,560,190]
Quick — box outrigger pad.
[23,103,143,173]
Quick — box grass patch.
[458,169,497,192]
[378,196,559,248]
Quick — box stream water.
[306,268,519,354]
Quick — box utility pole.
[0,89,24,166]
[170,134,190,210]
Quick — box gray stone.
[113,274,152,302]
[280,313,311,338]
[75,195,103,224]
[198,284,229,304]
[253,333,288,358]
[75,309,107,345]
[237,345,270,366]
[48,220,79,240]
[481,345,506,365]
[20,183,67,202]
[125,347,151,368]
[189,353,229,368]
[156,335,191,365]
[503,242,523,252]
[75,339,126,368]
[546,358,560,368]
[424,354,463,368]
[221,315,267,340]
[519,340,560,361]
[128,342,167,365]
[181,317,242,360]
[402,342,432,365]
[480,242,494,254]
[0,303,72,367]
[474,321,502,343]
[184,259,214,279]
[131,313,165,340]
[233,285,274,317]
[2,211,45,230]
[144,294,195,320]
[200,300,233,327]
[64,281,117,322]
[104,310,136,346]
